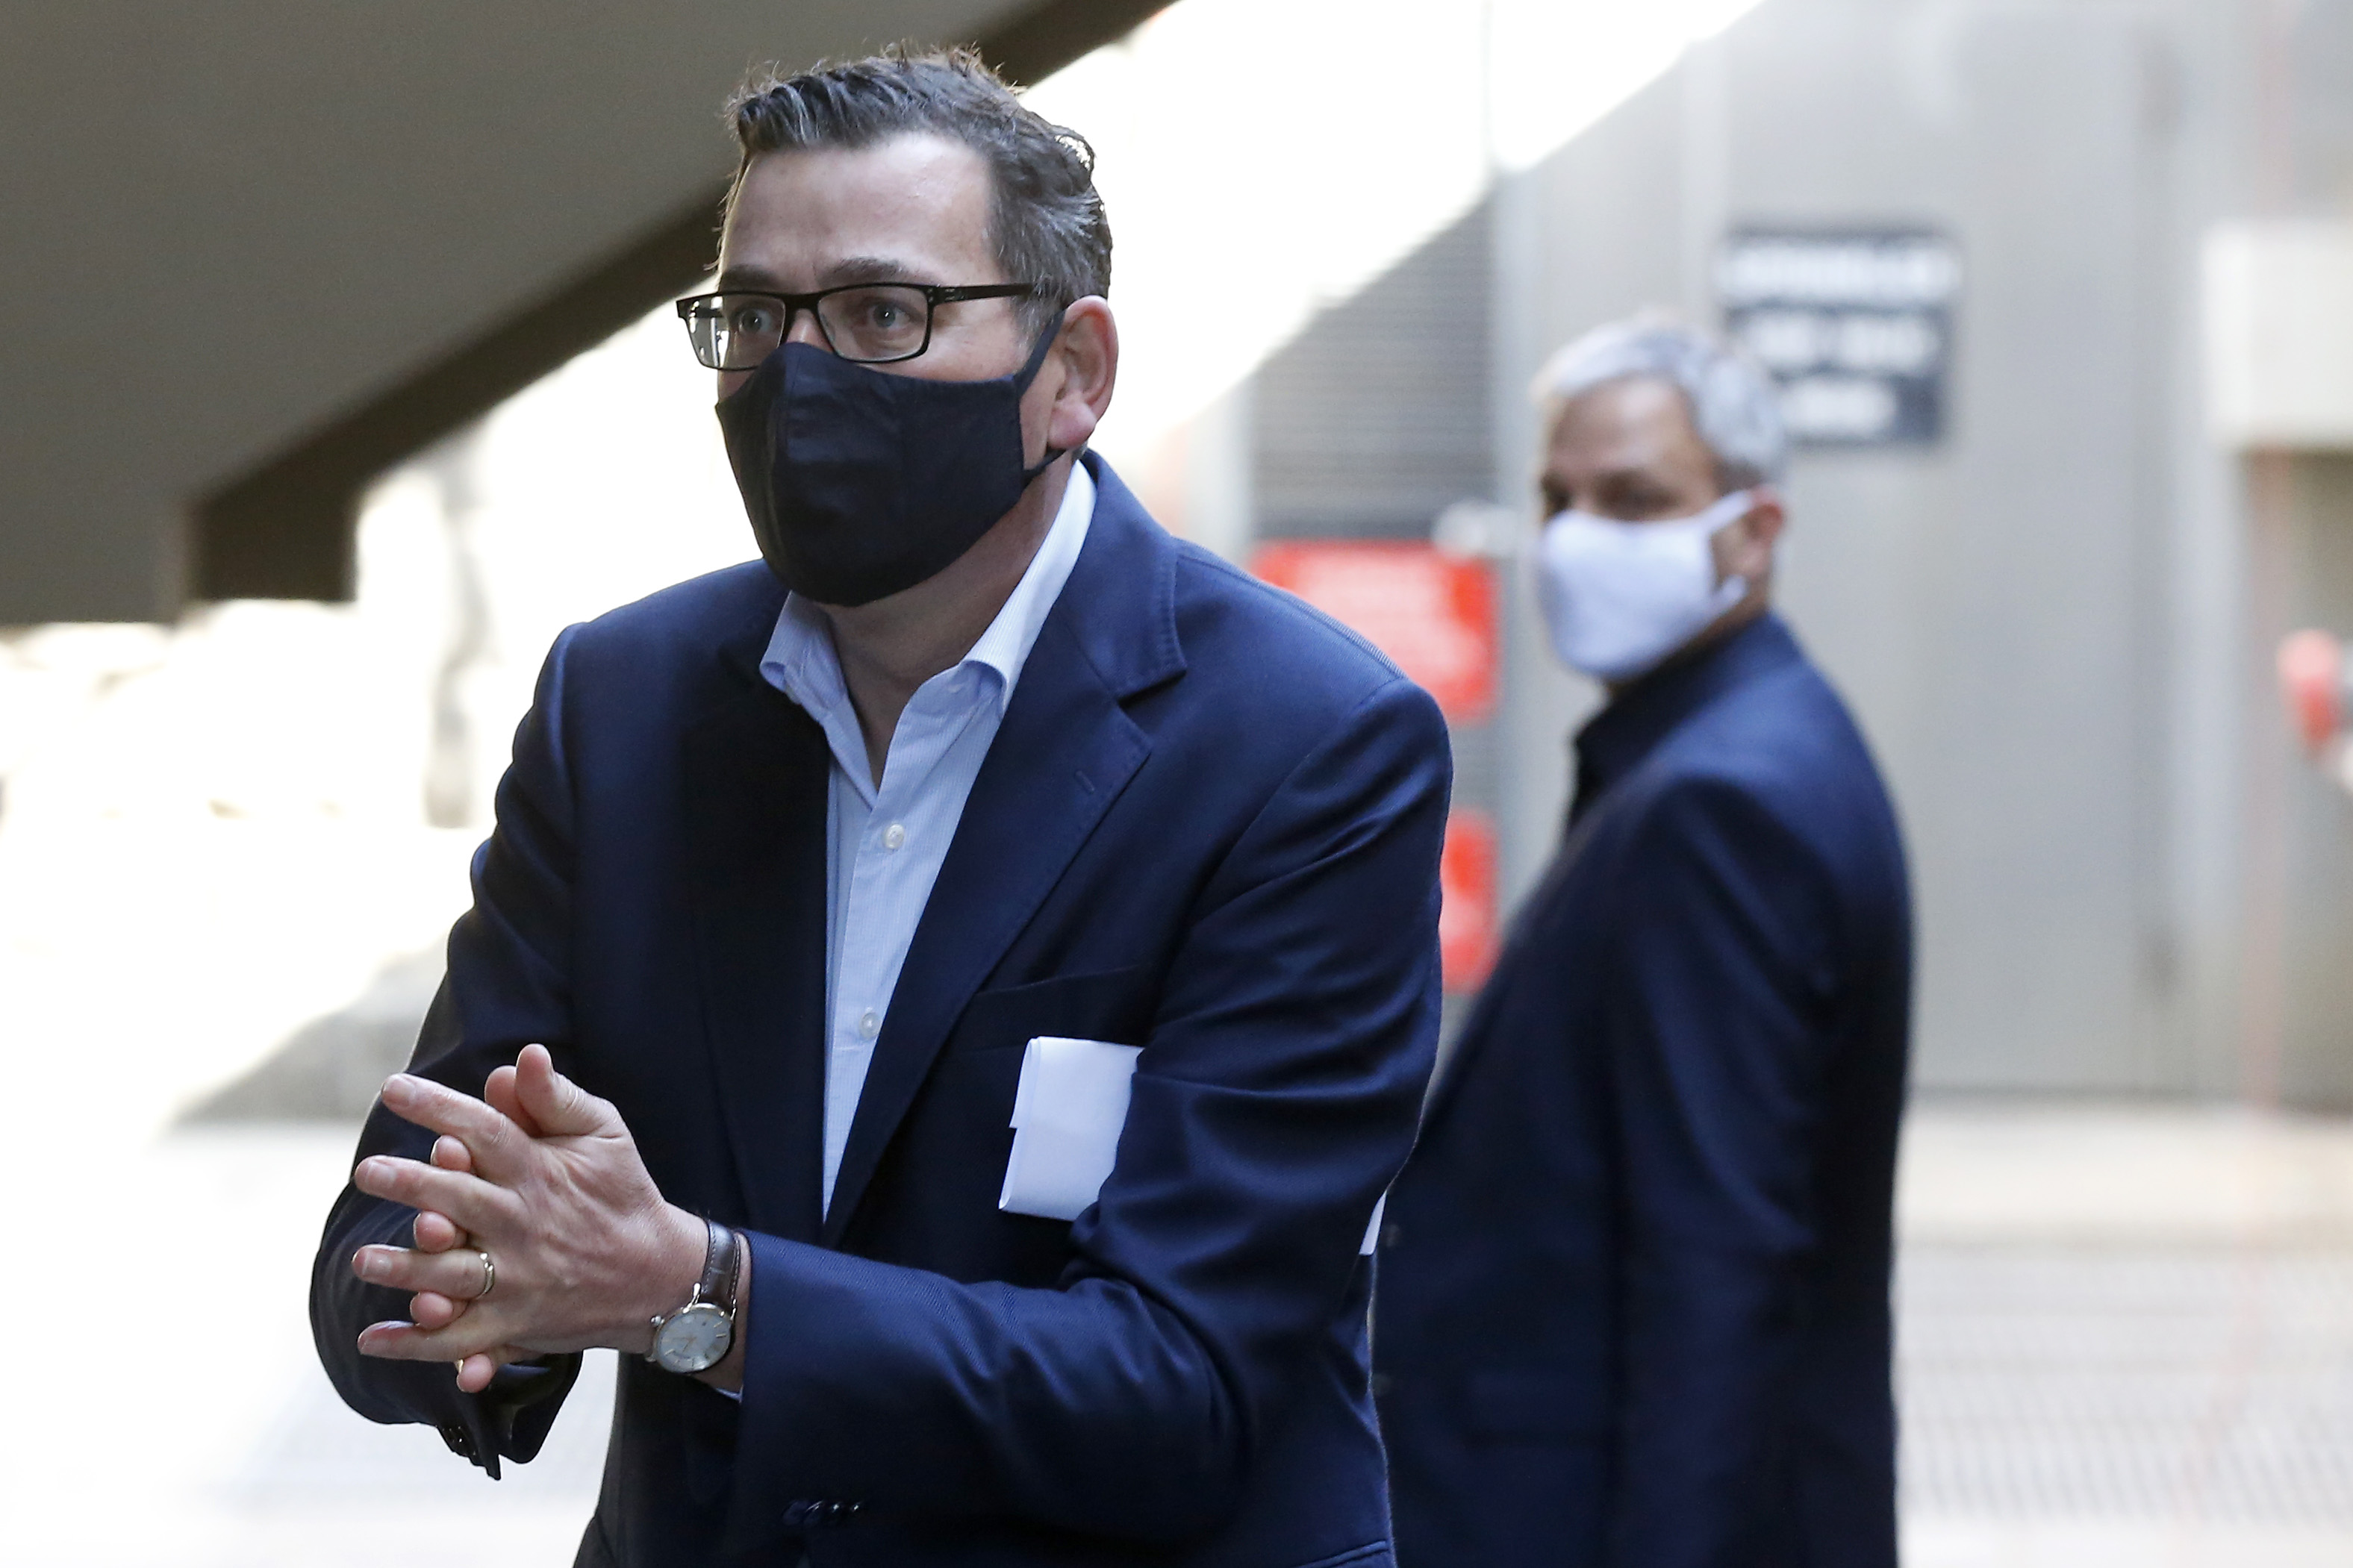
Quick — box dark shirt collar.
[1569,612,1804,822]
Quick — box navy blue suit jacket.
[311,457,1452,1567]
[1373,616,1910,1568]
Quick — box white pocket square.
[1000,1036,1142,1222]
[996,1034,1394,1258]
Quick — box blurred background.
[4,0,2353,1563]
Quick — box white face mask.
[1534,489,1756,683]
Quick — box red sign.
[1252,542,1498,721]
[1439,810,1500,994]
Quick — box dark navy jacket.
[311,457,1452,1568]
[1374,616,1909,1568]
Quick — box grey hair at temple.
[1533,316,1789,491]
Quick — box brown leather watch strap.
[695,1217,738,1315]
[701,1222,738,1316]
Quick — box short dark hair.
[726,46,1111,337]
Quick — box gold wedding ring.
[474,1249,496,1301]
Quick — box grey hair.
[727,46,1110,337]
[1531,315,1787,489]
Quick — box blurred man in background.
[310,49,1448,1567]
[1373,319,1912,1567]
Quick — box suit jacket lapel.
[820,456,1182,1246]
[683,678,830,1244]
[821,616,1150,1244]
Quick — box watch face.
[654,1302,733,1374]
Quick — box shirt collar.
[1570,612,1803,820]
[759,460,1097,721]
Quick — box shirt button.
[882,822,906,851]
[857,1009,880,1040]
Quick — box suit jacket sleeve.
[308,625,590,1476]
[1599,775,1846,1567]
[728,675,1450,1545]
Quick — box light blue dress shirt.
[759,464,1097,1215]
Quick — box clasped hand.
[349,1043,707,1393]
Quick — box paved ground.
[1898,1107,2353,1566]
[0,1127,611,1568]
[4,1102,2346,1564]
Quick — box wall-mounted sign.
[1438,810,1500,995]
[1253,540,1502,996]
[1251,541,1497,722]
[1718,228,1961,447]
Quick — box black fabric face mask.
[716,324,1064,607]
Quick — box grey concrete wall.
[1493,0,2274,1098]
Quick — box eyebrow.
[821,254,927,287]
[712,255,933,293]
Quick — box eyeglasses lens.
[685,287,932,369]
[817,287,930,363]
[686,296,781,371]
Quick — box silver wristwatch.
[648,1218,741,1375]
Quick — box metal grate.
[1251,199,1496,541]
[1900,1243,2353,1524]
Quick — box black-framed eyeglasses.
[675,281,1041,369]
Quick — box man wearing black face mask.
[308,48,1452,1568]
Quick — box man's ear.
[1041,297,1117,454]
[1729,485,1786,579]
